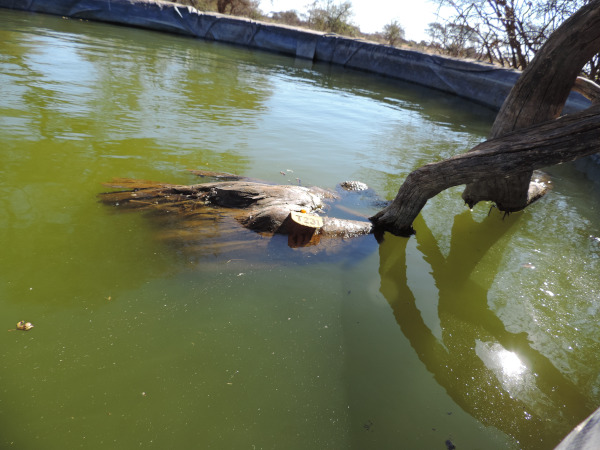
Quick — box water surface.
[1,9,600,449]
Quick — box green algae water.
[2,9,600,449]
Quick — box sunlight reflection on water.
[474,340,552,424]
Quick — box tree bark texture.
[462,0,600,211]
[99,174,374,252]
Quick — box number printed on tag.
[290,211,324,228]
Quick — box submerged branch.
[99,174,375,253]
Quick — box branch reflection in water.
[377,210,590,448]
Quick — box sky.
[258,0,442,42]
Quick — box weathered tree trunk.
[462,0,600,211]
[371,0,600,235]
[99,173,374,251]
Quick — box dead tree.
[99,172,374,253]
[371,0,600,236]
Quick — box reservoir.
[1,9,600,449]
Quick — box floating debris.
[16,321,34,331]
[340,180,369,191]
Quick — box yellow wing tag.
[290,211,323,228]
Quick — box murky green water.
[2,9,600,449]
